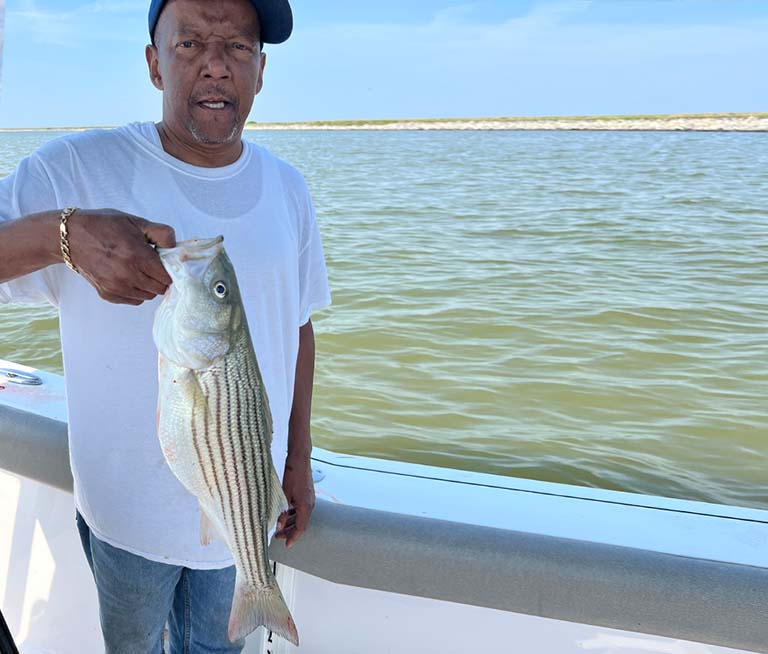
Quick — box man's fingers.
[279,505,308,548]
[276,515,297,531]
[131,287,156,302]
[275,511,297,538]
[136,269,169,297]
[129,216,175,286]
[137,249,173,288]
[103,281,155,303]
[141,220,176,249]
[99,291,143,306]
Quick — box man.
[0,0,330,651]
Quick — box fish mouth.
[158,236,224,259]
[157,236,226,284]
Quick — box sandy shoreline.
[244,116,768,132]
[2,115,767,132]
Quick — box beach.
[244,113,768,131]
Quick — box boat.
[0,358,766,653]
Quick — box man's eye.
[232,42,252,52]
[178,40,196,48]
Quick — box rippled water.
[1,129,766,510]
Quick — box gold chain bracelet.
[59,207,79,274]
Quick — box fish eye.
[213,281,228,299]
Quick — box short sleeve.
[298,193,331,327]
[0,153,62,306]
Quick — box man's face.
[146,0,266,146]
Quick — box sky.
[0,0,766,127]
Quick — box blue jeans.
[76,510,246,654]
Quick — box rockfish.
[152,236,299,646]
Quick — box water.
[1,129,766,511]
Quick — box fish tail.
[228,574,299,646]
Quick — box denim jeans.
[76,510,246,654]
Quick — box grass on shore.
[246,112,768,128]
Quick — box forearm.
[287,319,316,461]
[0,210,62,283]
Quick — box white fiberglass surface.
[0,359,67,423]
[276,570,755,654]
[0,471,761,654]
[310,449,768,569]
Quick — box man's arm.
[0,210,64,282]
[0,209,176,304]
[274,319,317,548]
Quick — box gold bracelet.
[59,207,79,274]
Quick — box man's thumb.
[141,220,176,248]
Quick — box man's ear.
[146,44,164,91]
[254,51,266,96]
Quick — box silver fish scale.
[193,332,275,589]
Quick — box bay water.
[1,129,765,510]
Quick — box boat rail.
[0,368,766,653]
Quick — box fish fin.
[268,465,290,529]
[228,572,299,646]
[199,503,227,547]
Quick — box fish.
[152,236,299,646]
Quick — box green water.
[1,130,766,510]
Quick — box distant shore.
[2,113,767,132]
[244,113,768,132]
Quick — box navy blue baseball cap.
[149,0,293,44]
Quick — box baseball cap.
[149,0,293,45]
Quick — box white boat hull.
[0,360,765,654]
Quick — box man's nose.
[200,42,231,79]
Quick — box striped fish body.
[153,237,299,646]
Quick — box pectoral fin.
[199,502,228,547]
[268,465,290,529]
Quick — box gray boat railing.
[0,403,766,654]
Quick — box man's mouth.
[196,98,233,111]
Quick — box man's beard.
[186,115,241,145]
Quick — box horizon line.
[1,112,766,131]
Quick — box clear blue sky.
[0,0,766,127]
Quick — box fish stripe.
[231,354,260,586]
[230,364,253,581]
[238,344,265,586]
[183,341,275,591]
[213,371,245,564]
[238,342,264,586]
[197,377,227,529]
[244,342,270,583]
[202,375,228,540]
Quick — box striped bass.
[152,236,299,646]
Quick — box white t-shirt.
[0,122,331,568]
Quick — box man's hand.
[274,453,315,549]
[67,208,176,305]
